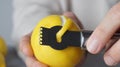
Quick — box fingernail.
[105,56,118,66]
[87,38,99,53]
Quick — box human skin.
[86,2,120,66]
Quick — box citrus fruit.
[0,37,7,56]
[31,15,85,67]
[0,53,6,67]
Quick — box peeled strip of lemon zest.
[56,18,72,43]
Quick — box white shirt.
[12,0,119,43]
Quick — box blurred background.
[0,0,120,67]
[0,0,26,67]
[0,0,13,45]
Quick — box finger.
[105,39,118,51]
[104,39,120,66]
[63,12,84,29]
[26,57,48,67]
[86,2,120,54]
[19,33,33,57]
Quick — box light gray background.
[0,0,120,67]
[0,0,13,45]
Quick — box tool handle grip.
[81,30,120,50]
[82,30,120,39]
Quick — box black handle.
[82,30,120,39]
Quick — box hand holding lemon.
[20,12,86,67]
[31,13,86,67]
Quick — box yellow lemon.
[0,53,6,67]
[31,15,85,67]
[0,37,7,56]
[0,37,7,67]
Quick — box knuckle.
[104,53,119,66]
[21,35,30,41]
[109,2,120,21]
[96,27,108,35]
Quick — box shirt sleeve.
[12,0,63,45]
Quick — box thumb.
[63,12,84,29]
